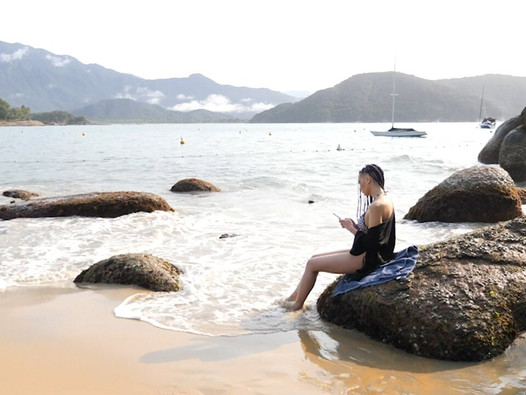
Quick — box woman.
[286,164,396,311]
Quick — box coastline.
[0,120,45,127]
[2,285,526,393]
[0,285,319,394]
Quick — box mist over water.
[1,122,525,392]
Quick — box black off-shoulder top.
[349,213,396,279]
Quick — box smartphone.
[332,213,341,220]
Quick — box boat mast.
[478,85,485,121]
[390,63,398,128]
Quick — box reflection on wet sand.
[298,326,526,393]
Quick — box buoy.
[180,138,185,145]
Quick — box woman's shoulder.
[370,197,394,218]
[371,196,393,209]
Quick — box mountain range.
[251,72,526,123]
[0,41,295,121]
[1,40,525,123]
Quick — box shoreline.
[0,285,320,394]
[2,285,525,394]
[0,120,45,126]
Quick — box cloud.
[136,87,165,104]
[46,54,72,67]
[171,94,274,113]
[0,47,28,63]
[176,94,194,100]
[115,86,165,105]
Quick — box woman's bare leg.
[291,251,364,311]
[287,249,350,301]
[311,249,350,258]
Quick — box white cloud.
[115,86,165,104]
[46,54,71,67]
[176,94,194,100]
[136,87,165,104]
[171,94,274,113]
[0,47,28,63]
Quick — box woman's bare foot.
[291,302,304,311]
[279,300,296,310]
[286,290,298,302]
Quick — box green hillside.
[251,73,523,123]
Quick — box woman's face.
[358,173,370,195]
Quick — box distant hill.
[250,72,526,123]
[0,41,295,121]
[73,98,237,123]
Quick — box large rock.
[170,178,221,192]
[2,189,39,201]
[404,166,523,223]
[0,191,173,220]
[317,216,526,362]
[478,107,526,182]
[478,116,522,164]
[499,127,526,182]
[74,253,182,292]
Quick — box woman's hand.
[339,218,358,234]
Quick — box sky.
[1,0,525,94]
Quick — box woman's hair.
[356,164,385,219]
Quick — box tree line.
[0,98,31,120]
[0,98,88,125]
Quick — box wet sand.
[0,286,320,394]
[1,286,525,394]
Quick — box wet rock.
[478,116,522,164]
[404,166,523,223]
[499,127,526,182]
[170,178,221,192]
[0,191,173,220]
[219,233,238,239]
[317,216,526,362]
[2,189,39,201]
[478,107,526,182]
[74,253,182,292]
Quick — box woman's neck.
[371,187,384,200]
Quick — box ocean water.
[1,122,525,392]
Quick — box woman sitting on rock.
[286,164,396,310]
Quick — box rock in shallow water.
[0,191,174,220]
[404,166,523,223]
[317,215,526,362]
[170,178,221,192]
[2,189,40,201]
[74,253,183,292]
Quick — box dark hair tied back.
[356,164,385,219]
[360,164,385,189]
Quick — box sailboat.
[370,67,427,137]
[478,85,496,129]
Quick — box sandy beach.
[0,286,326,394]
[2,285,526,394]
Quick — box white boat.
[371,127,427,137]
[480,117,496,129]
[370,65,427,138]
[478,86,496,129]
